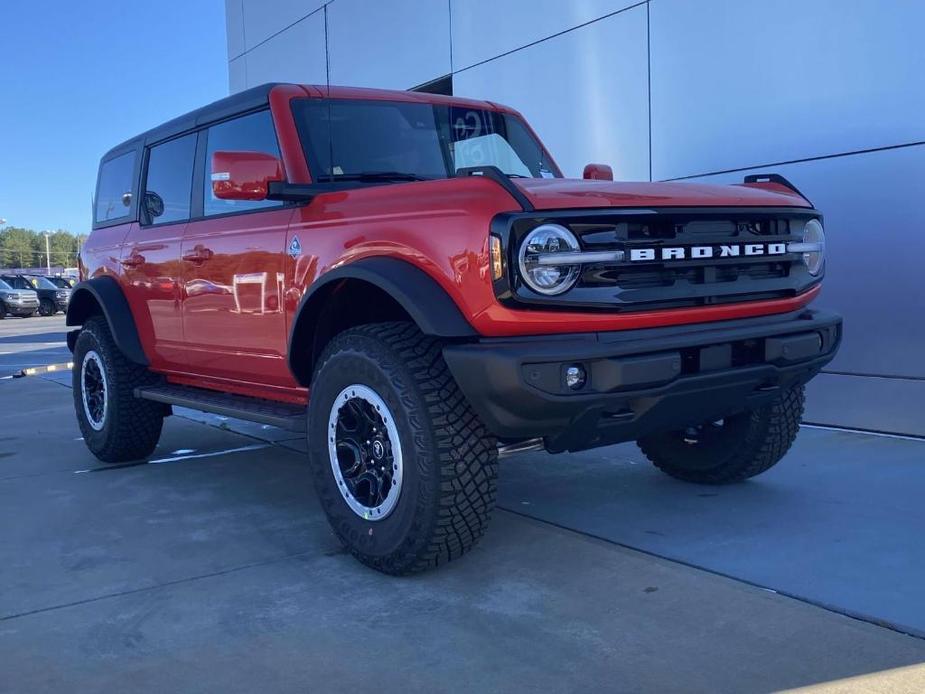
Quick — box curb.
[15,362,74,378]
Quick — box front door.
[180,110,299,395]
[120,132,198,373]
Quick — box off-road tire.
[638,385,805,484]
[38,298,55,316]
[72,316,165,463]
[307,321,498,575]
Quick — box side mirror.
[211,151,284,201]
[582,163,614,181]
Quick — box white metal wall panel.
[244,9,328,87]
[806,375,925,437]
[225,0,246,59]
[450,0,641,71]
[454,5,649,181]
[687,144,925,380]
[241,0,328,52]
[327,0,451,89]
[650,0,925,180]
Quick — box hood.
[512,178,811,210]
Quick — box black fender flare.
[66,276,149,366]
[288,257,477,385]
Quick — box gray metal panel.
[687,143,925,380]
[805,373,925,437]
[650,0,925,180]
[241,0,328,51]
[225,0,246,59]
[454,5,650,181]
[244,10,328,89]
[450,0,640,71]
[228,55,246,94]
[327,0,451,89]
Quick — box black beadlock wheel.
[38,298,55,316]
[72,316,166,463]
[307,321,498,575]
[637,385,805,484]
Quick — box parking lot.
[3,317,925,692]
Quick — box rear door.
[180,110,297,393]
[120,132,197,373]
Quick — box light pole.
[43,230,52,273]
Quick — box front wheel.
[307,322,498,575]
[72,316,166,463]
[638,385,805,484]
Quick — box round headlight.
[518,224,581,296]
[802,219,826,276]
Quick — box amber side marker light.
[490,235,504,280]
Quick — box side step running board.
[135,384,307,432]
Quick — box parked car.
[1,274,70,316]
[0,277,39,318]
[45,275,77,289]
[68,83,841,574]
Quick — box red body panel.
[80,84,825,405]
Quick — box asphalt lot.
[2,319,925,692]
[0,313,70,377]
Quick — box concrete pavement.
[2,375,925,692]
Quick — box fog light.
[565,364,586,390]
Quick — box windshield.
[293,99,560,182]
[27,276,58,290]
[0,279,11,291]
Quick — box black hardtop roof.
[101,83,282,161]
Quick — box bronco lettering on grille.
[628,242,787,262]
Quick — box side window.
[203,110,283,216]
[143,133,197,226]
[95,151,136,224]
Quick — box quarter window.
[203,110,283,216]
[144,133,197,225]
[95,151,136,224]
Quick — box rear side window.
[203,110,282,217]
[143,133,197,226]
[95,151,136,224]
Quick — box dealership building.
[224,0,925,436]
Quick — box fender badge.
[287,236,302,258]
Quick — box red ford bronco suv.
[69,83,841,574]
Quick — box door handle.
[120,253,145,268]
[182,245,214,263]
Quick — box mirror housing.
[211,151,284,201]
[582,163,614,181]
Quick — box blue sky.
[0,1,228,234]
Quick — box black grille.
[492,207,823,312]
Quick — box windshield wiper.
[318,171,430,182]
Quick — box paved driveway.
[2,373,925,692]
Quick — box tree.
[0,227,36,268]
[0,226,83,269]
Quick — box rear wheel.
[38,298,55,316]
[307,322,498,575]
[73,316,166,463]
[638,385,804,484]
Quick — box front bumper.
[7,301,39,316]
[443,309,842,453]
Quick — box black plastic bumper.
[443,309,842,453]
